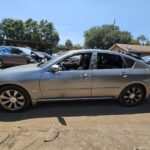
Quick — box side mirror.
[51,65,60,73]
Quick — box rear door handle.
[122,72,128,78]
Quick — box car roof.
[67,49,131,57]
[67,49,149,64]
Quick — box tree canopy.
[0,18,59,50]
[0,19,150,51]
[65,39,73,49]
[137,35,147,45]
[84,25,139,49]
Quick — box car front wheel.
[119,84,146,106]
[0,85,31,112]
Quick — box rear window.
[124,57,135,68]
[0,47,11,55]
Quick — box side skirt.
[36,96,116,102]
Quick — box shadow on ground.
[0,99,150,122]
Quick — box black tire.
[0,85,31,112]
[0,59,4,69]
[119,84,146,106]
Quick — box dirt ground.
[0,99,150,150]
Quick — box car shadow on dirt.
[0,99,150,122]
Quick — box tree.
[146,38,150,46]
[1,18,16,40]
[137,35,147,45]
[65,39,73,49]
[0,18,60,49]
[84,24,135,49]
[0,23,3,44]
[74,44,82,49]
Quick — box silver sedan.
[0,49,150,112]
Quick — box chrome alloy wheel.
[0,90,25,111]
[123,87,143,105]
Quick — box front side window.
[97,53,125,69]
[12,48,22,55]
[58,53,92,71]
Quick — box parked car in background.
[0,47,35,68]
[0,46,52,68]
[11,47,51,62]
[0,49,150,112]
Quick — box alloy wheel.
[123,87,143,105]
[0,90,25,111]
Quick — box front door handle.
[80,73,90,79]
[122,72,128,78]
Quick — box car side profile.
[0,46,52,68]
[0,46,35,68]
[0,49,150,112]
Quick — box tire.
[0,59,4,69]
[0,85,31,112]
[118,84,146,106]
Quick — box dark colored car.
[0,46,51,68]
[0,47,34,68]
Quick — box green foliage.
[73,44,82,49]
[0,22,3,45]
[0,18,59,49]
[84,24,136,49]
[137,35,147,45]
[146,38,150,46]
[65,39,73,49]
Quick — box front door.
[40,52,93,99]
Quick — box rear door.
[92,52,133,97]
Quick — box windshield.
[18,47,32,55]
[39,51,70,68]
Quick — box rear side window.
[124,57,135,68]
[97,53,125,69]
[0,47,11,55]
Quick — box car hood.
[1,64,40,73]
[0,64,43,82]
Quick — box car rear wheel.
[119,84,146,106]
[0,60,4,68]
[0,86,31,112]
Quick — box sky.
[0,0,150,45]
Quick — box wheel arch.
[118,83,147,98]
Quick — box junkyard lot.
[0,99,150,150]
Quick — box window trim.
[122,56,135,69]
[48,52,94,72]
[96,52,127,70]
